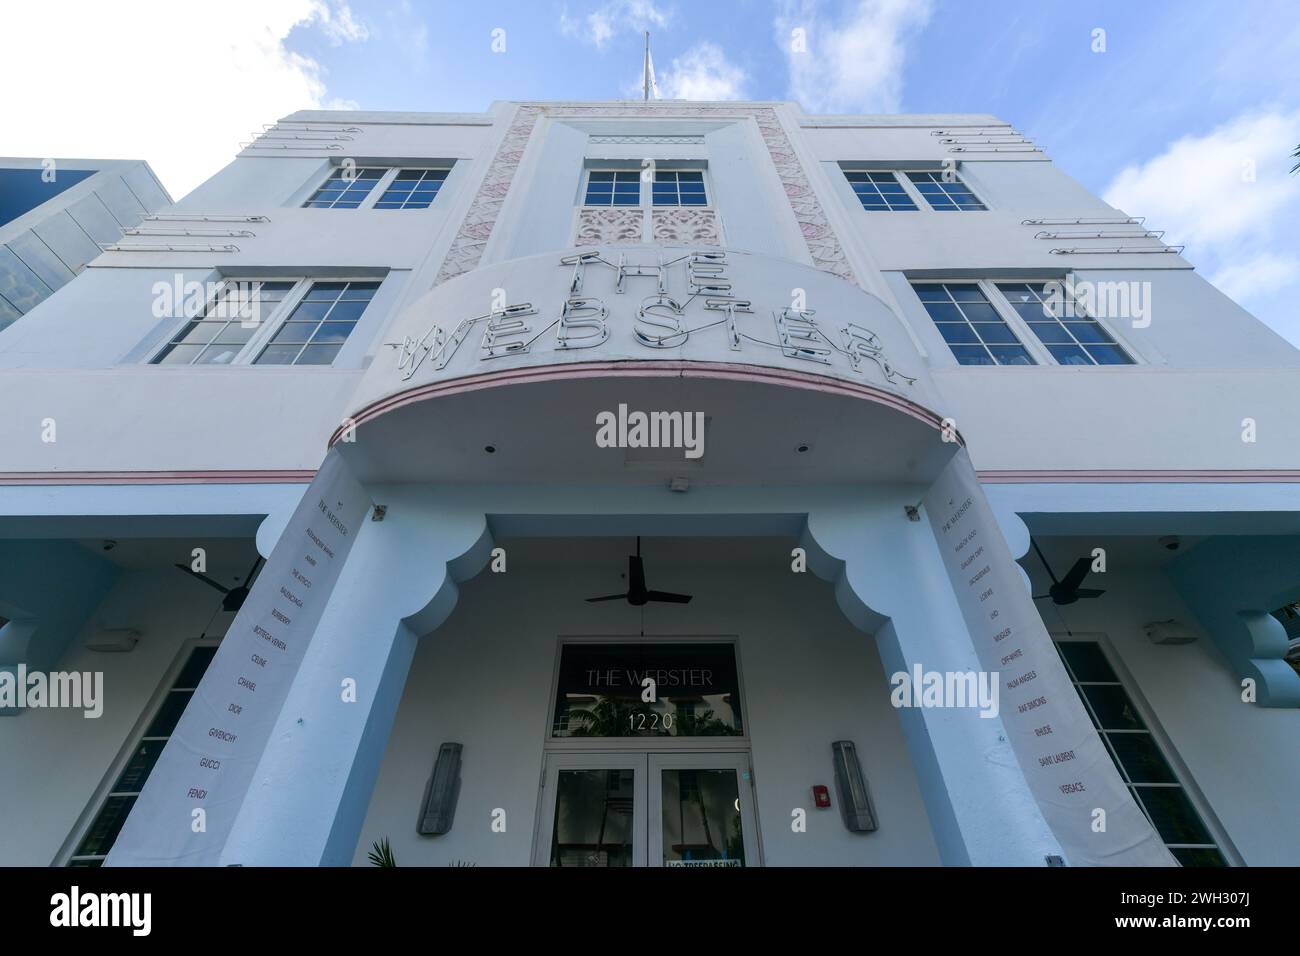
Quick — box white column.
[804,502,1062,866]
[219,494,491,866]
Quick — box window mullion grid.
[985,282,1055,365]
[241,279,309,364]
[361,168,401,211]
[896,172,930,210]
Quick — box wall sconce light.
[417,742,462,836]
[831,740,877,832]
[84,628,141,653]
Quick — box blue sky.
[3,0,1298,342]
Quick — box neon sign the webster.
[388,250,916,388]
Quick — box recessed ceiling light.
[484,445,496,454]
[795,441,812,454]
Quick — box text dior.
[596,404,704,459]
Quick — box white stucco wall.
[350,547,943,867]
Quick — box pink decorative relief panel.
[576,208,644,244]
[651,208,721,246]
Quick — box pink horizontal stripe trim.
[977,470,1300,484]
[332,359,950,446]
[0,470,317,486]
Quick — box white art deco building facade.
[1,100,1297,868]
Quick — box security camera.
[1158,536,1180,551]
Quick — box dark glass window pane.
[175,646,218,688]
[1048,344,1092,365]
[324,299,368,323]
[1136,787,1214,846]
[309,322,355,344]
[945,284,985,301]
[1059,642,1118,682]
[1087,344,1133,365]
[949,345,994,365]
[193,343,243,366]
[1107,733,1177,784]
[270,321,315,344]
[144,690,192,738]
[1082,684,1146,730]
[974,323,1019,344]
[957,302,999,323]
[1172,847,1227,867]
[111,739,166,794]
[1029,321,1072,343]
[156,344,203,365]
[296,344,341,365]
[659,769,745,867]
[74,796,137,857]
[914,285,950,302]
[937,323,980,344]
[254,344,303,365]
[1066,321,1111,343]
[553,643,743,738]
[989,346,1034,365]
[922,302,964,323]
[550,770,635,867]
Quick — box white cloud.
[1210,253,1300,302]
[1105,110,1300,249]
[1104,109,1300,342]
[561,0,671,50]
[775,0,932,114]
[658,42,748,100]
[0,1,368,200]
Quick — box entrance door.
[535,752,759,867]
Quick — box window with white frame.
[304,166,450,210]
[912,280,1137,367]
[1054,638,1229,866]
[651,170,706,206]
[911,282,1036,365]
[843,170,918,211]
[149,277,380,367]
[842,167,985,211]
[66,642,220,866]
[905,170,986,210]
[583,168,708,207]
[584,170,641,206]
[995,282,1134,365]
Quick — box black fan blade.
[585,594,628,603]
[628,554,647,598]
[1059,557,1092,592]
[173,564,231,595]
[1074,588,1105,599]
[645,591,692,604]
[242,556,264,586]
[1030,538,1060,585]
[1032,594,1052,600]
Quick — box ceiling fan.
[1030,539,1105,606]
[585,537,692,606]
[174,556,263,612]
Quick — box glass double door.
[537,752,759,867]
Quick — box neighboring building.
[0,158,172,331]
[0,101,1297,869]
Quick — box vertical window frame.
[910,279,1041,367]
[1053,635,1239,867]
[146,277,307,367]
[990,280,1138,367]
[57,636,223,867]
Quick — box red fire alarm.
[812,784,832,808]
